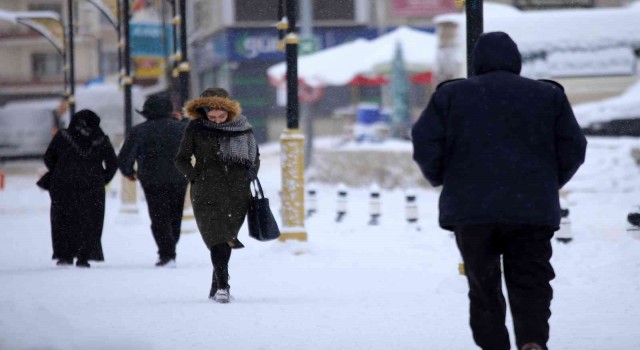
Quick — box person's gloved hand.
[247,167,258,181]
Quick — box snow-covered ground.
[1,137,640,350]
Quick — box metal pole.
[160,0,170,84]
[277,0,285,41]
[177,0,189,107]
[465,0,483,77]
[300,0,313,168]
[67,0,76,116]
[123,0,132,135]
[285,0,298,129]
[117,0,123,86]
[279,0,307,242]
[170,0,177,66]
[457,0,483,276]
[168,0,178,108]
[120,0,137,213]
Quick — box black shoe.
[56,258,73,266]
[76,260,90,268]
[155,257,176,268]
[212,288,230,303]
[228,238,245,249]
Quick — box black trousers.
[142,183,187,260]
[454,223,555,350]
[211,243,232,290]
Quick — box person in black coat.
[43,109,118,268]
[412,32,587,350]
[118,93,188,267]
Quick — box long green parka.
[174,96,259,249]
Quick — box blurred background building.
[0,0,118,105]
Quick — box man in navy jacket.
[412,32,586,350]
[119,93,188,267]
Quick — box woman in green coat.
[175,88,259,303]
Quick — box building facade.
[0,0,119,105]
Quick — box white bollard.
[626,206,640,240]
[336,183,347,223]
[405,191,420,231]
[307,185,317,218]
[368,184,381,225]
[555,198,572,243]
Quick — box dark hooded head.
[472,31,522,76]
[136,93,173,119]
[68,109,103,144]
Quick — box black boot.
[76,259,90,268]
[208,267,217,299]
[215,266,229,290]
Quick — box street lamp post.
[458,0,483,276]
[122,0,132,135]
[119,0,138,213]
[167,0,178,72]
[465,0,483,77]
[67,0,76,116]
[279,0,307,242]
[177,0,190,108]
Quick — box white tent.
[268,38,373,87]
[267,26,437,88]
[366,26,437,74]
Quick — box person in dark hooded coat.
[411,32,587,350]
[175,87,260,303]
[43,109,118,268]
[118,93,188,267]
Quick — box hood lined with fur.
[183,96,242,121]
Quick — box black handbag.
[36,172,52,191]
[247,176,280,241]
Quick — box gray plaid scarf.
[201,115,257,166]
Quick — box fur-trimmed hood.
[183,96,242,120]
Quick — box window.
[32,52,64,81]
[313,0,354,21]
[235,0,280,22]
[194,0,209,31]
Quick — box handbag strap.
[251,176,265,200]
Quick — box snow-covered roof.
[267,26,436,88]
[435,2,640,53]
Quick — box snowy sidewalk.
[1,137,640,350]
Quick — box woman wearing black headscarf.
[42,109,118,268]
